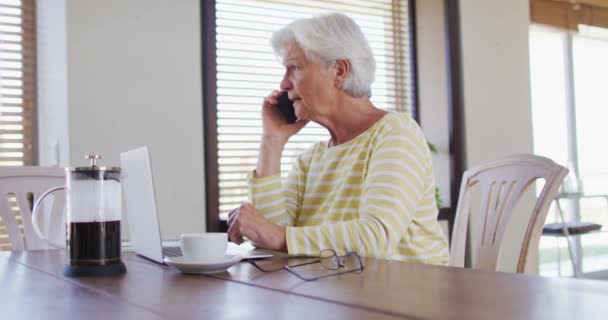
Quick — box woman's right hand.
[261,90,309,145]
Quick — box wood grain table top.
[3,250,608,320]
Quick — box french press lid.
[67,155,121,180]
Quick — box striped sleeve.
[248,153,309,226]
[286,124,428,258]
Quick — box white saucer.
[164,255,242,274]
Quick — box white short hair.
[271,13,375,98]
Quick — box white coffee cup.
[180,233,227,263]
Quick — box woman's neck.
[319,95,387,147]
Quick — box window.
[0,0,36,166]
[530,0,608,277]
[202,0,418,230]
[530,24,608,276]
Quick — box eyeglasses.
[248,249,364,281]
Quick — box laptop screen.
[121,146,166,263]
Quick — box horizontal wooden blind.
[0,0,36,167]
[531,0,608,31]
[0,0,35,250]
[214,0,414,219]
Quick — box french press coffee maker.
[32,155,127,277]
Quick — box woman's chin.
[293,105,304,119]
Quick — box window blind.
[213,0,415,219]
[0,0,36,167]
[0,0,35,250]
[531,0,608,31]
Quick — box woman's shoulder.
[295,140,326,164]
[378,111,425,140]
[374,111,432,170]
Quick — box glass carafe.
[32,155,127,277]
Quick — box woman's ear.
[333,59,350,88]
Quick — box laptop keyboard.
[162,246,182,257]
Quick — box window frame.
[201,0,425,232]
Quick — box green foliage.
[435,187,444,209]
[427,140,443,210]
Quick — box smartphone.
[275,92,297,124]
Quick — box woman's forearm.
[255,136,286,178]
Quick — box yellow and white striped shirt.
[248,112,448,264]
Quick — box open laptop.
[120,146,274,264]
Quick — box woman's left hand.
[227,203,287,252]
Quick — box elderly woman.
[227,13,448,264]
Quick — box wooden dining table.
[2,249,608,319]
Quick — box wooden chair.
[0,167,65,251]
[449,155,568,273]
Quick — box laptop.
[120,146,274,264]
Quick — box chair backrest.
[449,154,568,273]
[0,167,65,251]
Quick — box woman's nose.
[280,73,292,91]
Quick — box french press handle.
[31,186,66,249]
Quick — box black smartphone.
[275,92,297,124]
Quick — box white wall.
[416,0,451,210]
[38,0,206,239]
[37,0,69,166]
[459,0,536,272]
[416,0,451,239]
